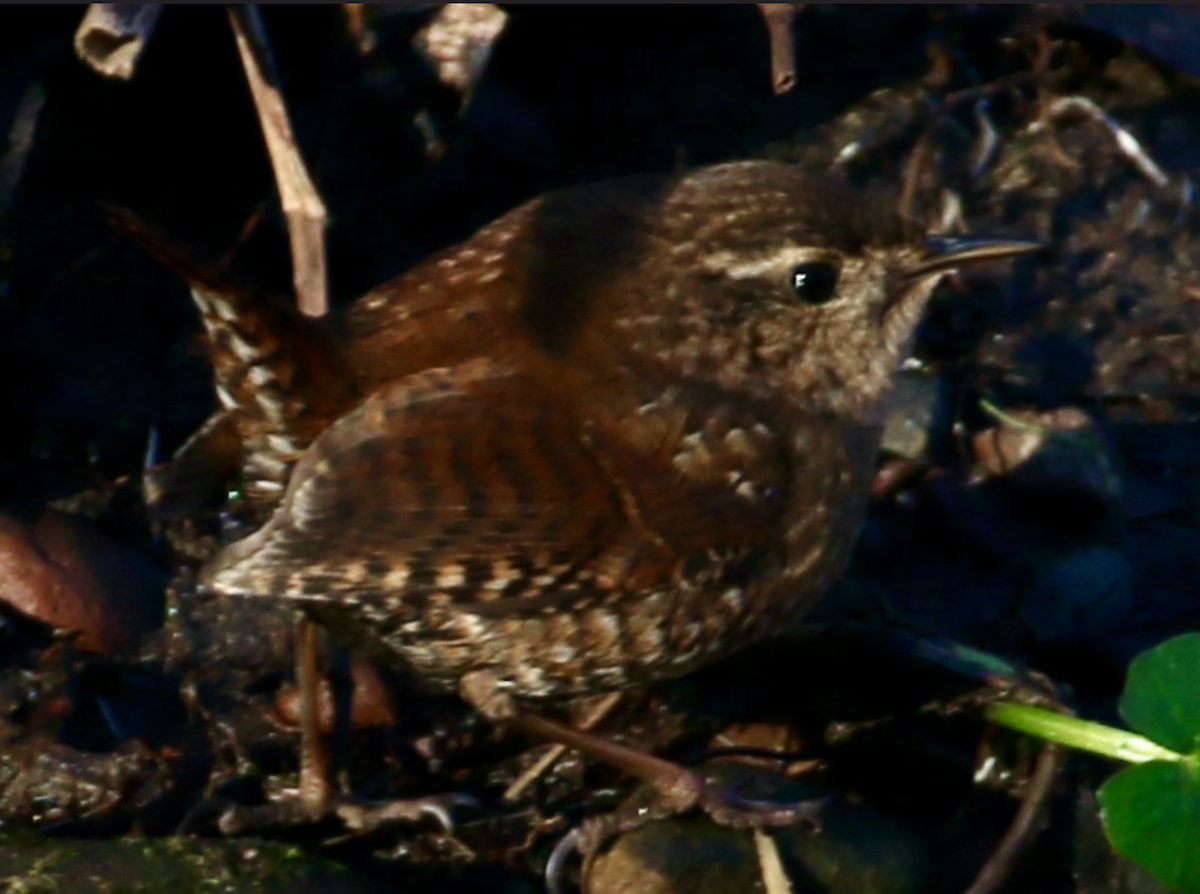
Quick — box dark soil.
[1,6,1198,893]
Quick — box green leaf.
[1119,632,1200,755]
[1099,634,1200,892]
[986,702,1180,763]
[1099,760,1200,894]
[987,634,1200,890]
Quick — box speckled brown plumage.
[160,161,1031,716]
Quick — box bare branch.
[228,5,329,318]
[757,4,803,95]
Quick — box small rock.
[586,766,928,894]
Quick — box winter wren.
[181,161,1032,719]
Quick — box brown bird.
[138,160,1034,831]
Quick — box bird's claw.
[696,780,826,830]
[209,790,477,838]
[335,792,479,834]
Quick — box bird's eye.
[790,262,839,304]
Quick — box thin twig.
[941,70,1043,110]
[217,201,269,269]
[1039,96,1170,189]
[757,4,802,95]
[74,4,162,80]
[227,5,329,317]
[342,3,375,56]
[755,829,796,894]
[899,129,933,223]
[969,99,998,181]
[962,743,1064,894]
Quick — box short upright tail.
[106,207,360,514]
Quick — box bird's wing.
[202,358,782,621]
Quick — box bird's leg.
[294,613,332,815]
[297,613,478,834]
[503,692,623,802]
[502,705,827,894]
[460,671,824,852]
[216,614,333,832]
[218,615,473,836]
[512,711,823,830]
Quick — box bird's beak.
[881,235,1042,349]
[905,236,1042,280]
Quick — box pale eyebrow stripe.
[703,246,834,280]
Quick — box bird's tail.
[105,206,360,516]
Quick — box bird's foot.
[501,708,825,891]
[334,791,478,834]
[544,770,824,894]
[572,767,823,855]
[692,774,826,830]
[214,789,476,838]
[510,707,824,830]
